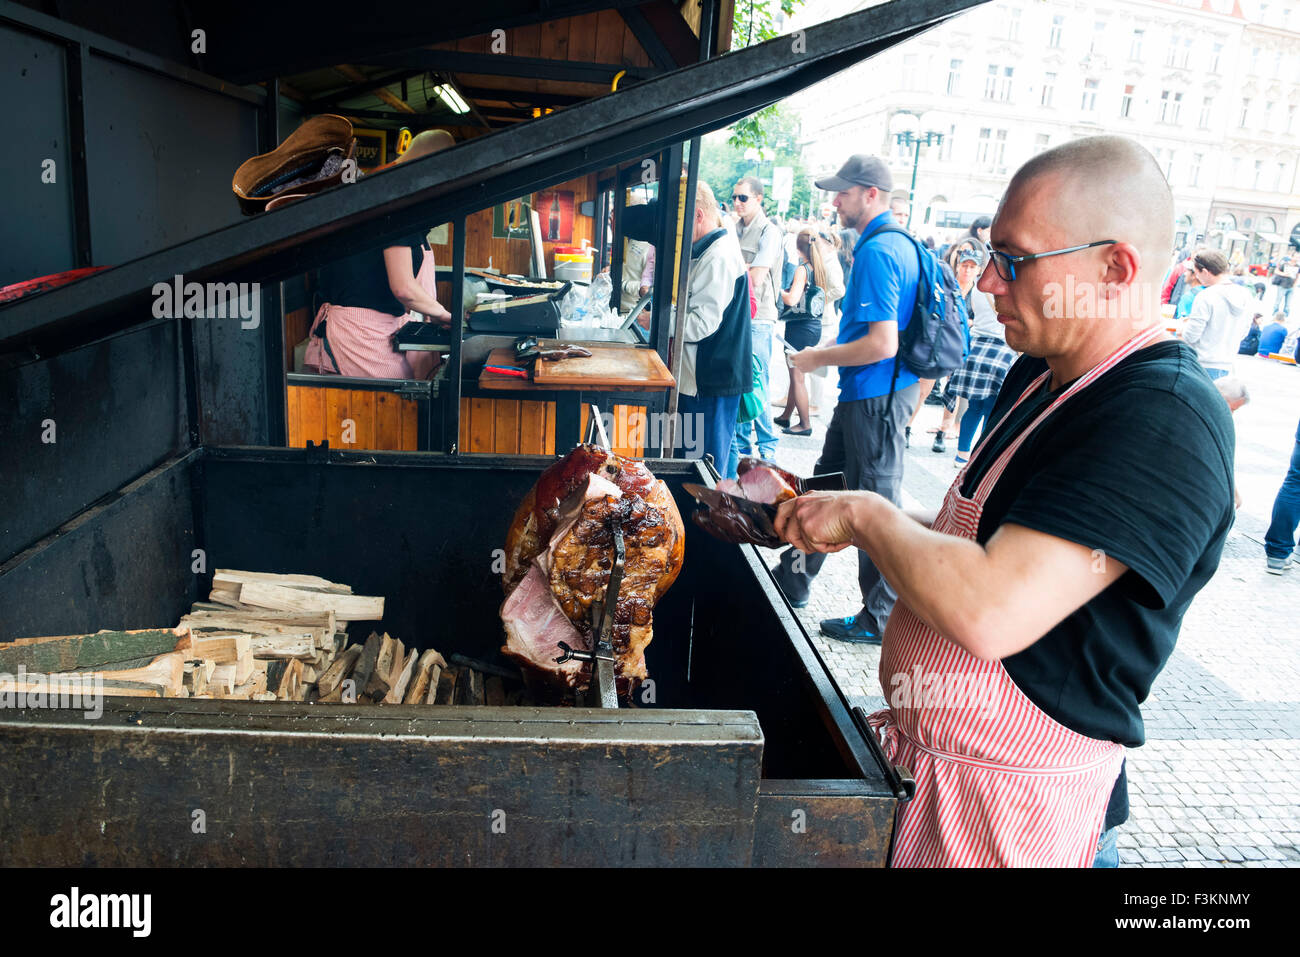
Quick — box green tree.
[700,104,813,219]
[727,0,804,154]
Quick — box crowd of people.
[678,134,1300,867]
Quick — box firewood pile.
[2,570,533,705]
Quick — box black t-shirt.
[962,340,1235,827]
[317,232,426,315]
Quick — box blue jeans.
[728,323,779,478]
[1280,285,1294,315]
[678,392,742,476]
[957,394,997,456]
[1093,826,1120,867]
[1264,417,1300,560]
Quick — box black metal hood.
[0,0,983,356]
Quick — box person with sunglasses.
[728,177,783,476]
[772,154,922,644]
[776,135,1235,867]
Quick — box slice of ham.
[737,465,796,504]
[500,563,587,687]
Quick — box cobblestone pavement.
[759,352,1299,867]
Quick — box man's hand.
[789,347,824,374]
[775,491,875,554]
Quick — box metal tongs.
[553,520,624,708]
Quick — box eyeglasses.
[731,194,751,203]
[984,239,1117,282]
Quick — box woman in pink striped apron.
[304,242,446,380]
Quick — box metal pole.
[907,134,921,232]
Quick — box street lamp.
[890,111,944,231]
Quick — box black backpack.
[862,223,970,409]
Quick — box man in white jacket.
[679,182,752,472]
[1182,250,1252,380]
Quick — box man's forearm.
[807,336,894,368]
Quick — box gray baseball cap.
[815,154,894,193]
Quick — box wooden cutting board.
[531,344,674,388]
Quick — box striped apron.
[304,246,440,380]
[870,324,1166,867]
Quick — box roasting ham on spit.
[500,445,685,693]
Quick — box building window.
[977,127,993,168]
[1264,100,1276,128]
[1041,73,1056,108]
[1121,85,1134,117]
[1230,157,1240,183]
[1035,133,1050,154]
[1190,153,1202,187]
[1091,21,1106,54]
[1240,98,1251,127]
[1180,37,1193,68]
[1254,160,1263,190]
[1081,78,1099,112]
[1159,90,1172,122]
[947,59,962,95]
[1166,35,1179,67]
[985,64,998,100]
[994,130,1008,173]
[1199,97,1214,128]
[902,53,919,89]
[1170,92,1183,124]
[1278,162,1289,191]
[1008,7,1021,40]
[940,124,955,162]
[1211,43,1223,73]
[1049,15,1063,48]
[1164,149,1175,182]
[1000,66,1013,102]
[1250,47,1260,73]
[1130,28,1144,60]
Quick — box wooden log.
[485,676,505,706]
[209,665,237,695]
[316,645,362,700]
[248,634,316,660]
[213,570,353,594]
[386,649,418,704]
[433,666,459,705]
[0,628,189,674]
[92,652,186,697]
[403,650,448,704]
[458,669,485,706]
[265,660,288,694]
[234,581,383,621]
[233,650,254,687]
[5,672,166,698]
[179,610,335,650]
[423,663,444,704]
[363,634,400,700]
[277,660,305,702]
[350,632,383,689]
[189,631,252,664]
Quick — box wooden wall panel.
[579,404,648,458]
[287,385,419,451]
[459,398,556,454]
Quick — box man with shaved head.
[775,136,1235,867]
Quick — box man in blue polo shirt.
[773,154,922,642]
